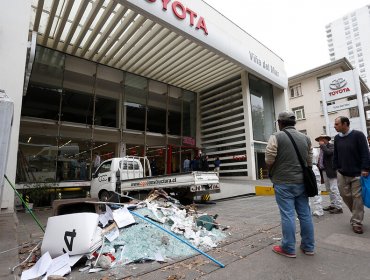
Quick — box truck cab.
[90,156,149,201]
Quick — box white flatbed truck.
[90,156,220,204]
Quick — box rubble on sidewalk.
[18,190,228,279]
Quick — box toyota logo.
[329,78,347,90]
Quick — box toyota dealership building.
[0,0,288,210]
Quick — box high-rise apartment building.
[325,5,370,85]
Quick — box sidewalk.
[0,211,19,280]
[2,181,370,279]
[199,203,370,280]
[210,178,272,200]
[123,197,370,280]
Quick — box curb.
[255,186,274,196]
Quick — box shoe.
[353,225,363,234]
[329,208,343,214]
[300,247,315,256]
[323,206,335,211]
[272,245,296,258]
[312,211,324,217]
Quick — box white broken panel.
[41,213,102,258]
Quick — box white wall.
[0,0,31,210]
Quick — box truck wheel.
[99,190,120,203]
[176,190,194,205]
[179,197,194,205]
[99,190,112,202]
[178,193,195,205]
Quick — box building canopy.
[29,0,286,92]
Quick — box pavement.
[210,178,272,200]
[0,210,19,280]
[1,180,370,279]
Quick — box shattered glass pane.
[99,201,226,264]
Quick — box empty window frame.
[317,74,331,90]
[290,84,302,98]
[292,106,305,120]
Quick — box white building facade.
[326,5,370,85]
[0,0,289,210]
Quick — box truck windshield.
[97,161,112,174]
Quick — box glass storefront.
[18,134,58,183]
[249,74,275,178]
[124,73,147,131]
[146,146,166,175]
[249,74,275,142]
[182,90,196,138]
[147,80,167,134]
[17,46,197,184]
[168,86,182,136]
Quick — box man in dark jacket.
[333,116,370,234]
[315,135,342,213]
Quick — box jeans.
[274,183,315,254]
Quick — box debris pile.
[19,190,228,279]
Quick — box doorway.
[166,145,198,174]
[255,152,268,179]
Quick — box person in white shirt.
[93,152,101,172]
[311,148,324,217]
[183,157,190,172]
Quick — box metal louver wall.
[200,75,248,177]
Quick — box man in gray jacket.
[315,134,342,214]
[265,111,314,258]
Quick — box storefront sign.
[182,136,195,146]
[321,69,367,136]
[249,51,280,77]
[322,70,356,102]
[146,0,208,35]
[327,99,358,113]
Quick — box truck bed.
[119,171,220,194]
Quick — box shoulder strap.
[283,129,306,169]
